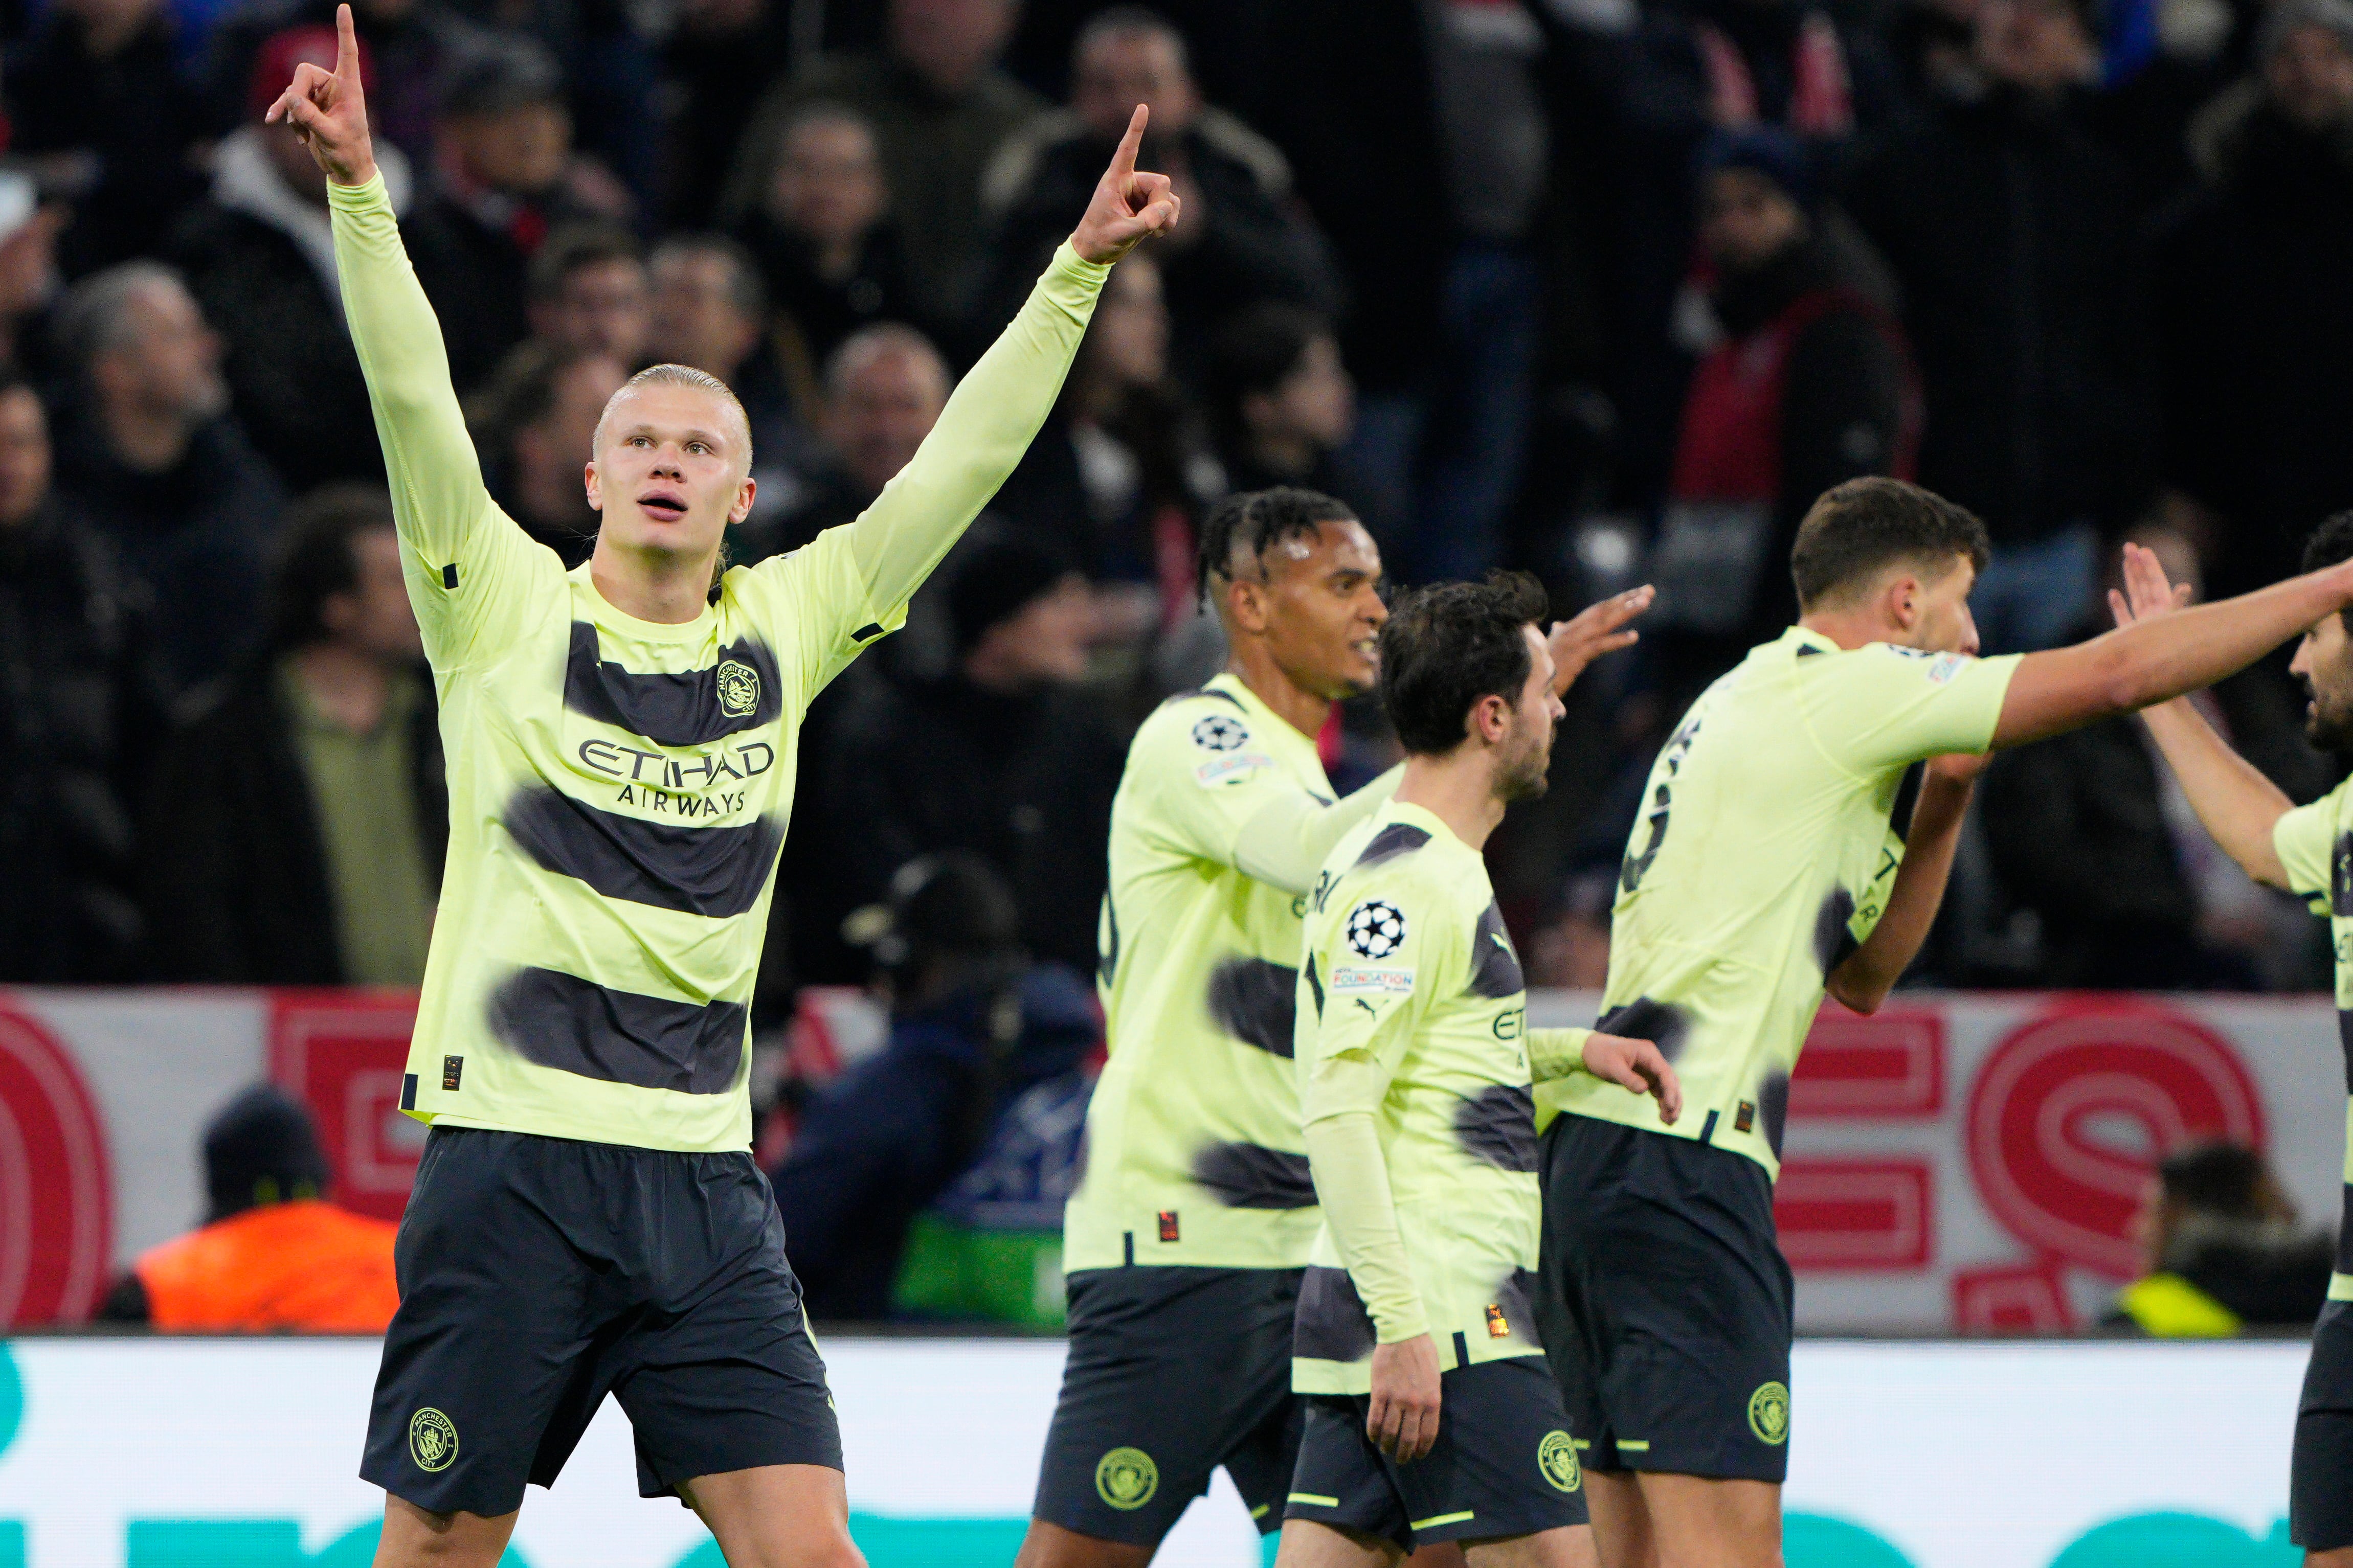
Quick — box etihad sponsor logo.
[1329,965,1414,996]
[577,738,775,785]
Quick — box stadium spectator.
[1393,0,1553,584]
[4,0,209,278]
[0,174,70,383]
[467,341,629,565]
[524,222,651,368]
[2104,1142,2332,1335]
[1845,0,2155,652]
[737,321,951,562]
[94,1084,400,1331]
[1205,302,1355,506]
[724,0,1046,325]
[172,25,419,491]
[978,8,1341,364]
[402,35,632,393]
[201,0,470,168]
[731,103,925,415]
[1981,525,2323,988]
[812,532,1124,976]
[645,234,821,525]
[51,261,285,696]
[2153,0,2353,598]
[142,485,444,985]
[771,853,1099,1323]
[652,0,794,229]
[994,250,1218,595]
[0,375,166,984]
[1648,129,1915,704]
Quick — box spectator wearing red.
[96,1084,400,1332]
[1649,128,1915,699]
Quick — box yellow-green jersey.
[1291,802,1557,1396]
[329,172,1105,1154]
[1542,626,2020,1177]
[2271,781,2353,1303]
[1067,675,1337,1271]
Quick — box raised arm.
[2108,547,2296,887]
[272,8,527,663]
[1990,545,2353,749]
[843,106,1180,615]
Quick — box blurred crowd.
[7,0,2353,1028]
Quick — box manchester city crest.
[1094,1446,1158,1510]
[409,1407,458,1472]
[716,659,761,717]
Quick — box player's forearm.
[846,244,1109,610]
[1827,771,1971,1014]
[1232,764,1405,894]
[327,173,492,561]
[1527,1028,1593,1083]
[2139,698,2294,887]
[1302,1109,1429,1343]
[1993,563,2353,748]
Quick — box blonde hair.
[592,363,753,601]
[594,362,756,473]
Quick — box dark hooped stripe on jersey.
[1157,685,1247,711]
[1098,896,1120,989]
[504,785,784,918]
[1295,1264,1378,1363]
[1491,1266,1540,1345]
[1812,887,1859,976]
[1208,956,1298,1057]
[1888,761,1925,845]
[564,621,781,746]
[1191,1141,1318,1209]
[1454,1084,1539,1172]
[2332,831,2353,917]
[2338,1009,2353,1094]
[1305,953,1326,1018]
[1759,1072,1790,1157]
[487,966,746,1094]
[2338,1184,2353,1276]
[1467,900,1525,999]
[1350,822,1432,873]
[1596,997,1691,1062]
[850,622,886,643]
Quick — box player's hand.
[1368,1334,1443,1463]
[1548,586,1654,697]
[265,4,376,188]
[1068,105,1181,265]
[2107,540,2192,631]
[1581,1031,1682,1125]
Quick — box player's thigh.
[2295,1302,2353,1557]
[1632,1473,1780,1568]
[371,1493,519,1568]
[677,1463,863,1568]
[362,1129,605,1520]
[1579,1473,1654,1568]
[1033,1266,1301,1547]
[1274,1517,1407,1568]
[1011,1517,1156,1568]
[1460,1525,1599,1568]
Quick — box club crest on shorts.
[1345,899,1406,960]
[1538,1429,1582,1492]
[1748,1381,1790,1445]
[716,659,761,717]
[409,1407,459,1472]
[1191,714,1247,752]
[1094,1446,1158,1510]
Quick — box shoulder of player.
[1325,828,1468,931]
[1131,685,1275,770]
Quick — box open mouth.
[637,489,688,522]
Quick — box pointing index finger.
[1111,103,1147,177]
[337,2,359,82]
